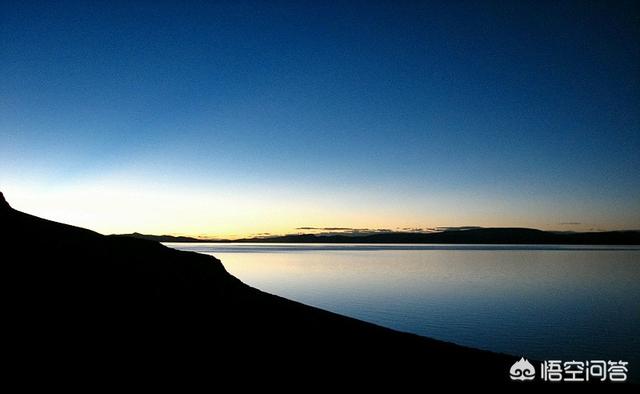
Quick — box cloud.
[296,226,498,235]
[296,227,356,231]
[436,226,483,232]
[295,226,434,236]
[400,227,438,232]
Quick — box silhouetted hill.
[246,228,640,244]
[136,228,640,244]
[1,192,518,386]
[118,232,204,242]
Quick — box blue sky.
[1,1,639,236]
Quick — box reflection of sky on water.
[168,243,640,378]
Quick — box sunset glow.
[1,1,638,237]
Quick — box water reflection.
[167,243,640,374]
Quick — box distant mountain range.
[119,232,207,243]
[119,228,640,245]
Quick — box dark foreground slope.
[2,193,517,386]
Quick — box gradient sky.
[1,0,639,238]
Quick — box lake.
[165,243,640,377]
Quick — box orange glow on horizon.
[2,179,635,239]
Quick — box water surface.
[166,243,640,374]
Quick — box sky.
[1,0,639,238]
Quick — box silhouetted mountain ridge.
[119,232,205,242]
[124,227,640,245]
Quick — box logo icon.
[510,357,536,381]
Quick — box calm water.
[166,243,640,375]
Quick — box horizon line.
[115,227,640,242]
